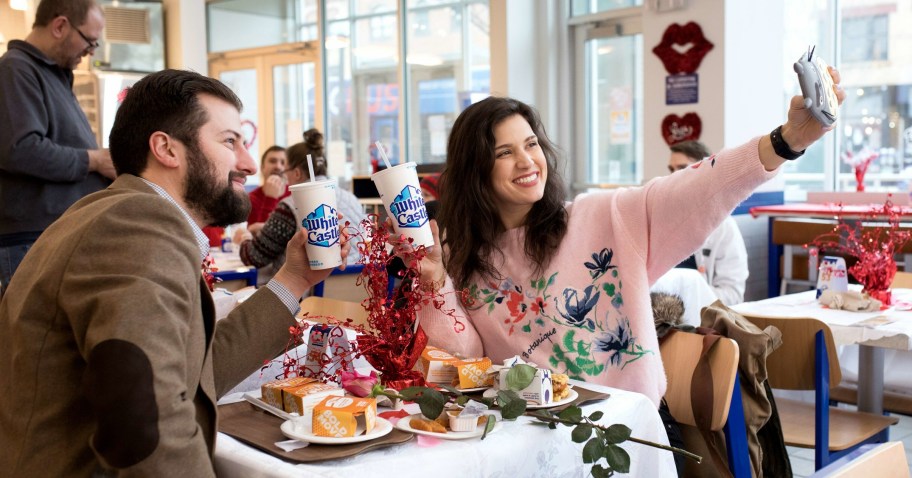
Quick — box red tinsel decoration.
[811,200,912,304]
[278,215,467,389]
[841,149,878,192]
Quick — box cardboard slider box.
[260,376,312,410]
[417,346,496,387]
[284,380,345,416]
[312,395,378,438]
[497,356,553,405]
[454,357,495,389]
[260,377,344,414]
[417,346,458,384]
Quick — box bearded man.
[0,69,350,476]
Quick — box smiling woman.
[397,88,844,417]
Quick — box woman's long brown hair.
[438,97,568,290]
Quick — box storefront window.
[782,0,910,194]
[324,0,489,175]
[571,0,641,16]
[404,1,490,167]
[208,0,317,52]
[209,0,489,176]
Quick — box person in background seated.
[0,69,350,476]
[247,145,289,235]
[238,129,366,284]
[420,173,441,202]
[668,140,749,305]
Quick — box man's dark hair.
[33,0,97,28]
[260,145,286,168]
[670,140,712,162]
[109,69,242,176]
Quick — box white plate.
[455,385,492,393]
[280,417,393,445]
[395,413,502,440]
[482,387,579,409]
[527,388,578,409]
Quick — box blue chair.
[740,315,898,470]
[660,331,751,477]
[808,441,909,477]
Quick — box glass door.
[572,14,643,192]
[209,43,322,186]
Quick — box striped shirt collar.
[139,178,210,261]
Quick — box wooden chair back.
[892,271,912,289]
[810,441,910,478]
[298,296,369,328]
[660,331,739,431]
[771,218,838,247]
[738,315,841,390]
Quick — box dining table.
[732,287,912,415]
[209,248,258,288]
[748,202,912,298]
[213,379,678,477]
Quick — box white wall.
[0,3,28,49]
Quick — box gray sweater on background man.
[0,40,110,242]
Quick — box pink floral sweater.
[418,137,777,407]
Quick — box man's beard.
[183,141,251,227]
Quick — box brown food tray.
[218,401,414,463]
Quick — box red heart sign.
[661,113,702,145]
[652,22,714,75]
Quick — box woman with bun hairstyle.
[239,129,366,284]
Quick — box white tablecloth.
[732,287,912,410]
[731,287,912,350]
[213,381,677,478]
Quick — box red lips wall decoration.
[661,113,702,146]
[652,22,714,75]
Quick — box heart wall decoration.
[652,22,714,75]
[661,113,702,145]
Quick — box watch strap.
[770,125,805,160]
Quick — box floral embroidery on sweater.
[468,247,653,380]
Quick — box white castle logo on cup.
[303,204,340,248]
[389,185,428,229]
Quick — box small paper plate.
[455,385,492,393]
[482,387,578,409]
[280,417,393,445]
[395,413,502,440]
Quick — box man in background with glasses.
[0,0,114,298]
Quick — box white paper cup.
[370,162,434,248]
[289,179,343,270]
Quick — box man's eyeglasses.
[67,18,100,50]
